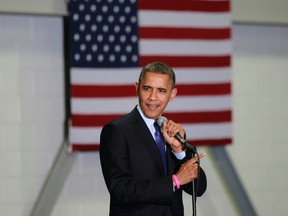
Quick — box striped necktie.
[154,121,167,175]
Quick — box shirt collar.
[137,105,155,128]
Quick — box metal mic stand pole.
[191,151,197,216]
[184,143,197,216]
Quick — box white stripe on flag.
[166,96,232,112]
[72,97,138,114]
[175,68,231,84]
[71,96,232,114]
[71,68,140,85]
[71,67,231,85]
[139,11,231,28]
[183,122,232,140]
[140,39,232,56]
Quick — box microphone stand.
[184,143,198,216]
[191,151,197,216]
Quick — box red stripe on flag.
[140,27,231,40]
[70,144,100,152]
[178,83,231,96]
[165,111,231,123]
[71,111,231,127]
[186,138,232,146]
[139,0,230,12]
[71,85,135,98]
[71,114,123,126]
[140,56,231,68]
[71,83,231,98]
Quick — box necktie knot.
[153,121,161,134]
[154,121,164,144]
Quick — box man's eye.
[143,86,150,91]
[159,89,167,93]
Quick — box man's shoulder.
[105,106,140,127]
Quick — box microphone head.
[157,116,167,127]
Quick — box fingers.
[162,120,184,138]
[197,152,206,160]
[175,152,206,185]
[185,153,206,178]
[181,152,206,172]
[185,152,206,165]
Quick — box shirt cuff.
[173,150,186,160]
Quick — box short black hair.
[138,62,176,88]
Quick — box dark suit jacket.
[100,107,207,216]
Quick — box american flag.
[68,0,232,151]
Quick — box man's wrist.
[172,149,186,160]
[172,175,180,189]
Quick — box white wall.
[1,14,288,216]
[232,0,288,24]
[228,24,288,216]
[2,0,288,24]
[0,15,65,215]
[0,0,67,15]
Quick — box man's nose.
[148,89,157,100]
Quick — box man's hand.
[173,152,206,187]
[161,119,185,153]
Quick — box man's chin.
[144,111,161,120]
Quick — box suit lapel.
[130,107,166,175]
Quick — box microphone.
[157,116,197,153]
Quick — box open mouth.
[147,104,159,110]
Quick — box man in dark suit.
[100,62,207,216]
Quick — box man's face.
[135,71,177,119]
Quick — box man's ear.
[135,82,139,95]
[170,88,177,101]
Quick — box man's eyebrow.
[142,85,151,88]
[141,85,167,91]
[158,87,167,91]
